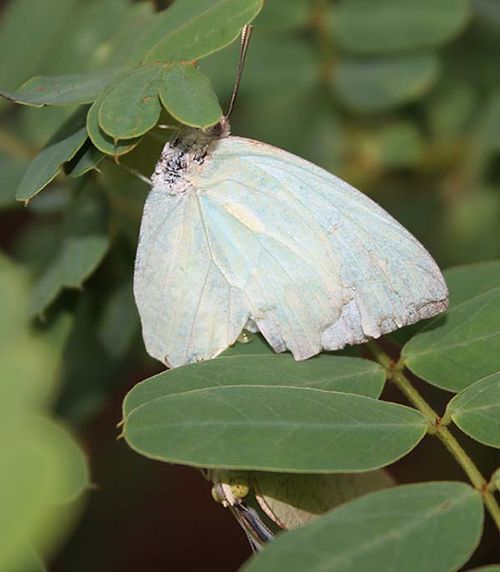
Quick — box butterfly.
[133,28,448,369]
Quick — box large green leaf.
[244,482,483,572]
[142,0,263,63]
[15,109,88,202]
[124,386,425,472]
[98,65,163,139]
[333,0,470,54]
[443,260,500,307]
[0,69,124,107]
[30,183,109,316]
[160,63,222,128]
[334,54,440,112]
[123,351,387,416]
[403,262,500,392]
[446,372,500,448]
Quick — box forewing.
[206,137,448,351]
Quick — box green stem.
[368,342,500,532]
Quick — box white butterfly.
[133,118,448,368]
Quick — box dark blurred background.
[0,0,499,570]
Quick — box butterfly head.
[152,118,230,192]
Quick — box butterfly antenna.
[226,24,253,119]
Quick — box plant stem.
[368,341,500,532]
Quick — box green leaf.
[403,263,500,392]
[244,482,483,572]
[65,142,105,178]
[444,260,500,307]
[15,109,88,202]
[143,0,264,63]
[86,81,140,157]
[123,352,387,417]
[0,0,77,93]
[251,470,394,529]
[31,183,109,316]
[466,567,500,572]
[159,63,222,128]
[0,69,125,107]
[334,54,440,112]
[98,65,163,139]
[333,0,470,54]
[446,372,500,448]
[124,386,425,472]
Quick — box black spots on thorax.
[153,134,211,188]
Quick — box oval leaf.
[143,0,263,63]
[0,68,124,107]
[15,108,88,202]
[123,351,387,416]
[334,0,470,54]
[446,372,500,448]
[124,387,425,472]
[444,260,500,307]
[244,482,483,572]
[160,63,222,128]
[87,80,140,157]
[403,284,500,392]
[334,54,440,112]
[98,65,163,139]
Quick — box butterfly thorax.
[152,119,230,194]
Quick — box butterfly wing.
[134,135,447,367]
[207,136,448,351]
[134,150,345,367]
